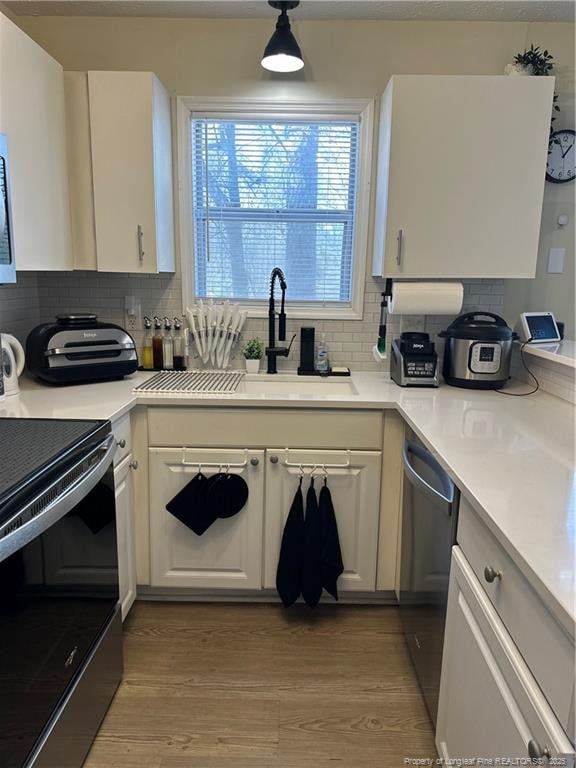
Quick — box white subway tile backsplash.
[0,271,505,373]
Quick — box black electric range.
[0,418,111,525]
[0,417,123,768]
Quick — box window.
[179,99,373,319]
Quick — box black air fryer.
[26,314,138,385]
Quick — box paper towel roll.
[388,282,463,316]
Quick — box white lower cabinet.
[149,448,265,590]
[115,454,137,620]
[437,547,574,764]
[263,449,382,592]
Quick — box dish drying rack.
[134,370,244,395]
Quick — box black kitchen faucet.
[266,267,295,374]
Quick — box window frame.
[177,96,374,320]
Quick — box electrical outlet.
[124,295,142,331]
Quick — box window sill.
[191,302,363,322]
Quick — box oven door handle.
[402,439,455,509]
[0,433,117,563]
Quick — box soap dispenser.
[315,333,330,375]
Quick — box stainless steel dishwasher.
[399,433,459,726]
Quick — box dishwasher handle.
[402,439,456,509]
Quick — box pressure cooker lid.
[439,312,516,341]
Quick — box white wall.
[502,23,575,339]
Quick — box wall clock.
[546,129,575,183]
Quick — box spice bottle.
[173,317,186,370]
[142,316,154,370]
[152,316,164,369]
[162,317,174,370]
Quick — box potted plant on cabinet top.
[242,337,264,374]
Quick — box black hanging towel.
[276,478,305,607]
[302,477,323,608]
[319,478,344,601]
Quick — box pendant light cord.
[496,341,540,397]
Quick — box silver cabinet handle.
[269,455,279,464]
[528,739,551,760]
[484,566,502,583]
[250,457,259,467]
[137,225,145,263]
[396,229,403,267]
[117,439,126,449]
[129,460,139,470]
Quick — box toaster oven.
[26,314,138,384]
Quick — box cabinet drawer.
[437,547,574,763]
[148,408,383,450]
[112,414,131,465]
[458,496,575,734]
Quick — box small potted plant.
[242,337,264,374]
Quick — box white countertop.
[2,370,574,636]
[523,339,576,369]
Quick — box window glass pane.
[191,118,358,303]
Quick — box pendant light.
[261,1,304,73]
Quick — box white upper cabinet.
[65,70,175,273]
[372,75,554,279]
[0,13,72,271]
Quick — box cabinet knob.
[117,438,126,449]
[250,457,259,467]
[484,565,502,583]
[129,460,139,470]
[269,455,279,464]
[528,739,551,760]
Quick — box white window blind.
[191,117,359,304]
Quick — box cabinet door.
[0,13,71,271]
[115,454,137,620]
[88,71,158,273]
[149,448,264,589]
[437,547,574,763]
[263,450,381,593]
[373,75,554,279]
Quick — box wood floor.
[84,602,437,768]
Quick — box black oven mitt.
[319,481,344,601]
[71,482,115,534]
[167,472,249,536]
[166,471,217,535]
[210,474,249,519]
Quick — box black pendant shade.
[261,1,304,73]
